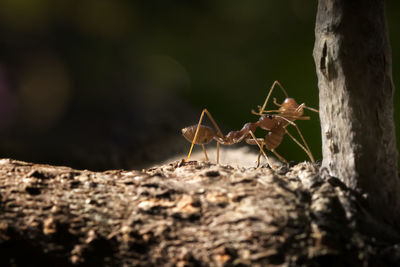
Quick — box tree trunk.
[313,0,400,226]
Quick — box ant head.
[258,114,277,130]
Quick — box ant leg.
[256,140,265,167]
[201,144,209,161]
[216,142,220,164]
[273,97,282,107]
[297,103,319,113]
[296,103,305,113]
[274,110,315,163]
[185,110,206,162]
[291,122,315,163]
[247,131,273,167]
[202,109,224,137]
[304,106,319,113]
[284,126,315,163]
[271,149,288,164]
[203,109,224,164]
[253,81,289,115]
[185,109,224,163]
[274,113,311,123]
[252,108,282,115]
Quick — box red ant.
[182,81,318,166]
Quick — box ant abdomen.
[282,98,298,108]
[279,98,303,117]
[265,127,285,150]
[182,125,215,144]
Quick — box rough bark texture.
[313,0,400,226]
[0,158,400,266]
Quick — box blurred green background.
[0,0,399,171]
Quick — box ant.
[250,80,319,164]
[181,81,318,166]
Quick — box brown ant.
[250,80,319,164]
[181,81,318,166]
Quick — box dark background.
[0,1,399,171]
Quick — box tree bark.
[313,0,400,226]
[1,158,400,266]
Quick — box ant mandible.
[181,81,318,166]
